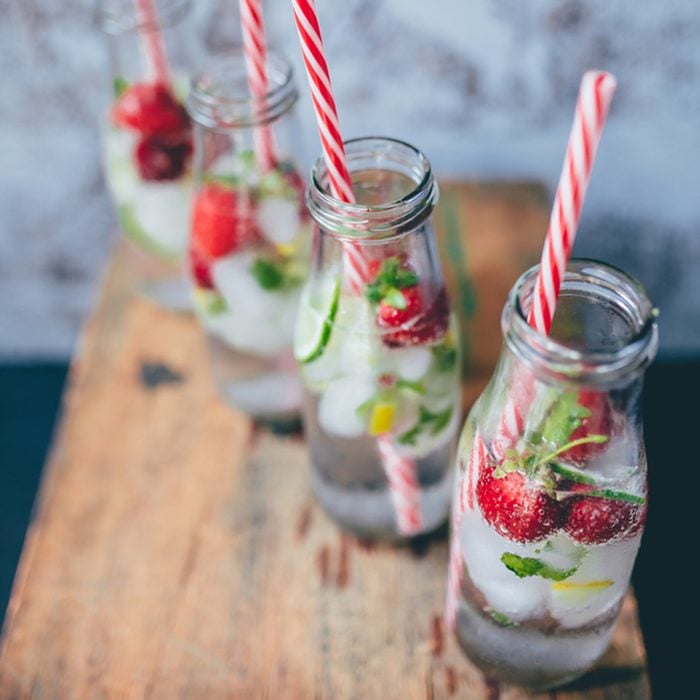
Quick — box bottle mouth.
[95,0,191,35]
[505,259,659,383]
[306,136,438,240]
[186,49,298,129]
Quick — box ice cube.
[132,180,191,253]
[212,252,282,318]
[459,509,549,622]
[204,306,290,357]
[389,346,433,381]
[257,197,301,246]
[339,330,383,377]
[224,371,302,417]
[318,376,375,439]
[549,534,642,629]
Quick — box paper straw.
[290,0,368,291]
[290,0,422,535]
[239,0,278,172]
[446,71,617,628]
[529,71,617,334]
[135,0,171,87]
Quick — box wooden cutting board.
[0,183,650,699]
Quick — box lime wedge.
[294,276,340,364]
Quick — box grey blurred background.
[1,0,699,357]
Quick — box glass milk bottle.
[295,137,462,538]
[186,50,310,428]
[449,260,658,688]
[96,0,197,308]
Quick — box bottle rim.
[95,0,191,35]
[186,49,298,129]
[504,259,659,383]
[306,136,438,240]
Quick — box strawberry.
[135,131,192,181]
[476,464,565,542]
[189,246,214,290]
[191,183,259,260]
[564,494,646,545]
[377,285,423,328]
[560,390,612,463]
[381,287,450,347]
[111,81,190,136]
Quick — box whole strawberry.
[191,183,260,260]
[135,131,192,181]
[366,256,448,347]
[111,81,190,136]
[564,487,646,544]
[476,465,565,543]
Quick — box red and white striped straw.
[135,0,171,87]
[446,71,617,629]
[239,0,278,172]
[290,0,422,534]
[528,71,617,335]
[290,0,369,291]
[377,435,423,536]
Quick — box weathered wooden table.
[0,184,650,698]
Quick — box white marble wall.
[1,0,699,357]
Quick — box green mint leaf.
[398,405,452,445]
[583,489,646,505]
[488,609,518,627]
[113,76,129,97]
[394,268,419,288]
[541,390,591,447]
[431,406,453,435]
[250,258,285,290]
[500,552,578,582]
[431,344,458,373]
[203,173,240,188]
[549,462,598,485]
[383,287,407,310]
[395,379,425,394]
[365,281,384,304]
[364,256,419,307]
[239,149,256,170]
[398,424,422,446]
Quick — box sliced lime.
[294,276,340,364]
[117,204,180,262]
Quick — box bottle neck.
[186,50,298,130]
[502,259,658,389]
[306,137,438,240]
[95,0,191,35]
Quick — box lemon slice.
[369,402,396,435]
[550,579,613,604]
[294,276,340,364]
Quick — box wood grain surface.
[0,183,650,698]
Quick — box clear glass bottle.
[450,259,658,688]
[96,0,196,308]
[186,50,310,428]
[296,137,462,538]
